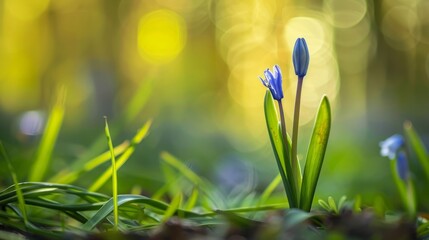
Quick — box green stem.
[277,100,298,208]
[292,77,304,201]
[277,100,290,159]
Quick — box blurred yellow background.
[1,0,429,206]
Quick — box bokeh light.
[137,9,187,64]
[5,0,50,21]
[18,111,45,136]
[324,0,367,29]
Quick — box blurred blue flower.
[292,38,310,78]
[379,134,405,160]
[396,151,409,180]
[259,65,283,101]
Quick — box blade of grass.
[184,187,199,211]
[0,142,28,227]
[124,80,152,123]
[104,117,118,230]
[300,96,331,211]
[258,174,282,205]
[89,120,152,192]
[264,91,296,207]
[162,193,182,222]
[161,152,202,185]
[81,194,201,231]
[160,152,226,209]
[49,141,129,184]
[403,121,429,181]
[29,88,66,182]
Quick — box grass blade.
[264,91,296,207]
[184,187,199,211]
[104,117,118,230]
[162,193,182,222]
[81,194,201,231]
[89,120,152,192]
[300,96,331,211]
[0,143,28,226]
[403,121,429,181]
[48,141,129,184]
[29,88,66,181]
[258,174,282,205]
[161,152,202,185]
[160,152,226,209]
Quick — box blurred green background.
[1,0,429,209]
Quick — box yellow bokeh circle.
[5,0,50,21]
[137,9,187,64]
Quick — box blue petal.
[379,134,405,160]
[396,151,409,181]
[259,65,284,101]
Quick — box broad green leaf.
[30,88,66,182]
[404,121,429,181]
[264,91,297,208]
[300,96,331,211]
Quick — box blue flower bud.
[379,134,405,160]
[259,65,283,101]
[292,38,310,78]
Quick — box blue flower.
[396,151,409,180]
[259,65,283,101]
[292,38,310,78]
[379,134,405,160]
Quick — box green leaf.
[81,194,200,231]
[264,91,297,208]
[283,209,314,230]
[300,96,331,211]
[353,195,362,213]
[162,193,182,222]
[0,143,28,226]
[49,141,129,184]
[327,196,337,213]
[30,88,66,182]
[89,120,152,192]
[337,195,347,211]
[263,91,286,172]
[317,199,330,211]
[403,121,429,181]
[258,174,282,206]
[104,117,119,230]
